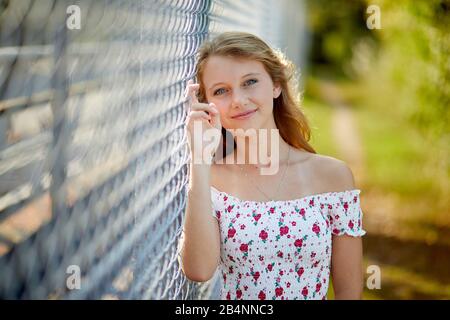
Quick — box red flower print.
[215,210,221,219]
[348,220,354,229]
[258,290,266,300]
[269,207,275,214]
[228,266,233,274]
[240,243,248,252]
[244,285,248,291]
[267,263,274,271]
[259,230,268,241]
[335,214,340,220]
[297,267,304,277]
[279,270,284,276]
[291,221,296,226]
[253,213,261,222]
[227,205,233,213]
[253,271,260,282]
[226,292,231,300]
[328,204,332,210]
[316,283,322,292]
[259,255,264,261]
[223,196,228,201]
[275,287,284,297]
[309,199,314,207]
[228,228,236,238]
[287,282,291,288]
[312,223,321,235]
[300,208,305,218]
[353,196,358,203]
[302,286,308,298]
[310,252,316,259]
[279,226,289,236]
[320,204,324,210]
[223,274,226,282]
[236,289,242,299]
[277,251,283,258]
[294,239,303,247]
[332,228,340,235]
[344,202,349,211]
[240,224,246,230]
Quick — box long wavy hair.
[195,31,316,157]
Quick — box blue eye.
[244,79,258,86]
[213,79,257,96]
[214,88,226,96]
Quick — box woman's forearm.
[180,163,221,282]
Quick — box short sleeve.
[329,190,366,237]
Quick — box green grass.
[354,106,438,198]
[305,79,447,225]
[302,85,449,300]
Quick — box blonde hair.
[195,31,316,154]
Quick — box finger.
[208,102,219,115]
[184,79,193,98]
[208,103,221,128]
[189,110,211,121]
[190,102,218,115]
[186,83,200,105]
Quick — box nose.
[231,88,248,108]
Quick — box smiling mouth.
[231,109,257,119]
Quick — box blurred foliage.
[306,0,449,139]
[303,0,450,300]
[305,0,449,203]
[360,0,449,140]
[302,96,338,157]
[306,0,375,75]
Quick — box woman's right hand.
[184,79,222,163]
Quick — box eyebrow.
[208,73,260,91]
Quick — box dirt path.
[318,81,366,185]
[317,79,450,299]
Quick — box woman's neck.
[233,128,290,175]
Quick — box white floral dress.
[210,186,366,300]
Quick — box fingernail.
[209,104,217,113]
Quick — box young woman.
[180,31,366,300]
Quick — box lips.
[231,109,257,119]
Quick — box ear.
[273,83,282,99]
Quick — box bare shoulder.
[305,153,356,192]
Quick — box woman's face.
[201,55,281,132]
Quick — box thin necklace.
[237,145,291,201]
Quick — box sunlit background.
[302,0,449,300]
[0,0,448,299]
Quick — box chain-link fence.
[0,0,307,299]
